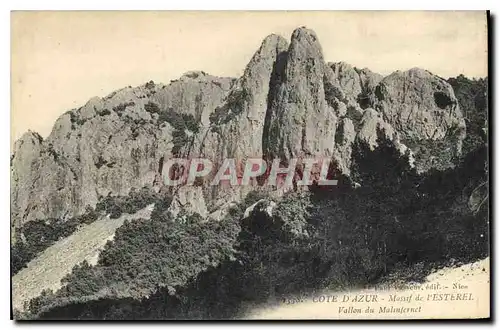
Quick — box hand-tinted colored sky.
[11,11,488,143]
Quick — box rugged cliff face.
[11,75,233,226]
[10,27,466,228]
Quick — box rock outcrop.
[169,34,290,216]
[11,26,467,228]
[329,61,383,107]
[243,199,277,220]
[374,68,465,142]
[264,28,340,160]
[11,77,232,226]
[204,34,290,161]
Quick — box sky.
[11,11,488,144]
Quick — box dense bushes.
[12,187,171,276]
[95,187,164,219]
[23,207,239,319]
[157,107,199,133]
[144,102,160,114]
[309,137,488,289]
[11,207,98,275]
[112,102,135,116]
[448,75,488,155]
[69,112,87,129]
[144,101,200,156]
[25,192,315,319]
[20,134,489,320]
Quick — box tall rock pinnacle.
[264,27,339,160]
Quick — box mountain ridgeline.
[11,27,471,227]
[11,27,488,320]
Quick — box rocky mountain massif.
[11,27,468,228]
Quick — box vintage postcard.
[10,11,489,320]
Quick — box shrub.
[112,102,135,115]
[209,89,249,126]
[21,140,489,320]
[156,108,200,156]
[144,102,160,114]
[97,109,111,116]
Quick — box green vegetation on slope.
[209,89,249,127]
[12,212,150,312]
[11,187,172,276]
[11,208,98,276]
[15,73,489,318]
[18,134,488,319]
[144,101,200,156]
[447,75,488,155]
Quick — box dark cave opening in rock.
[434,91,454,109]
